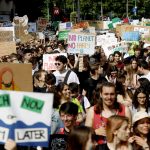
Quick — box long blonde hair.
[106,115,129,143]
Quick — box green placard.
[0,94,10,107]
[108,23,114,29]
[112,17,121,23]
[58,30,70,40]
[21,96,45,113]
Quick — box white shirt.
[53,69,80,85]
[140,71,150,81]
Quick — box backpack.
[63,70,72,84]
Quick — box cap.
[132,111,149,125]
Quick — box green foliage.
[70,11,77,23]
[15,0,150,21]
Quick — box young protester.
[105,65,118,84]
[57,82,85,124]
[138,60,150,81]
[129,111,150,150]
[33,70,48,93]
[130,87,150,115]
[67,126,96,150]
[57,82,71,105]
[116,74,133,107]
[57,101,78,135]
[83,61,107,105]
[138,78,150,92]
[96,115,132,150]
[107,54,114,65]
[53,55,80,85]
[21,49,32,64]
[68,82,90,113]
[124,63,140,91]
[45,73,56,92]
[85,82,132,149]
[130,58,139,74]
[113,51,124,71]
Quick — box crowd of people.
[0,28,150,150]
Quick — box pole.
[77,0,80,22]
[126,0,128,18]
[73,0,74,12]
[101,0,103,20]
[134,0,137,16]
[47,0,49,21]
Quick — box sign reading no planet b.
[0,90,53,147]
[67,32,95,56]
[43,53,67,71]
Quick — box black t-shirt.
[83,76,107,105]
[95,144,110,150]
[83,77,98,105]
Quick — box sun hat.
[132,111,149,125]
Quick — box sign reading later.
[0,90,53,147]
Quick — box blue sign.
[132,7,137,13]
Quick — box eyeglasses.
[137,96,146,99]
[60,114,74,119]
[55,63,61,66]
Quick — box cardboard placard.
[116,24,150,37]
[67,32,95,56]
[96,33,117,46]
[59,22,72,31]
[143,35,150,44]
[102,41,129,58]
[58,30,70,40]
[0,31,13,42]
[37,18,48,32]
[0,27,15,42]
[0,42,16,57]
[28,22,37,33]
[43,53,68,71]
[122,31,140,41]
[0,63,33,92]
[0,90,53,147]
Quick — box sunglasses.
[55,63,61,66]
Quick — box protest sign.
[67,32,95,55]
[0,90,53,147]
[73,21,89,29]
[58,30,70,40]
[13,15,33,43]
[108,18,121,29]
[0,63,33,92]
[143,35,150,44]
[37,18,48,32]
[0,27,14,42]
[28,22,37,33]
[38,32,45,40]
[59,22,72,31]
[96,33,117,46]
[116,24,150,37]
[134,26,150,34]
[102,41,129,58]
[43,53,67,71]
[122,31,140,41]
[0,41,16,57]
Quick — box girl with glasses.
[130,87,150,116]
